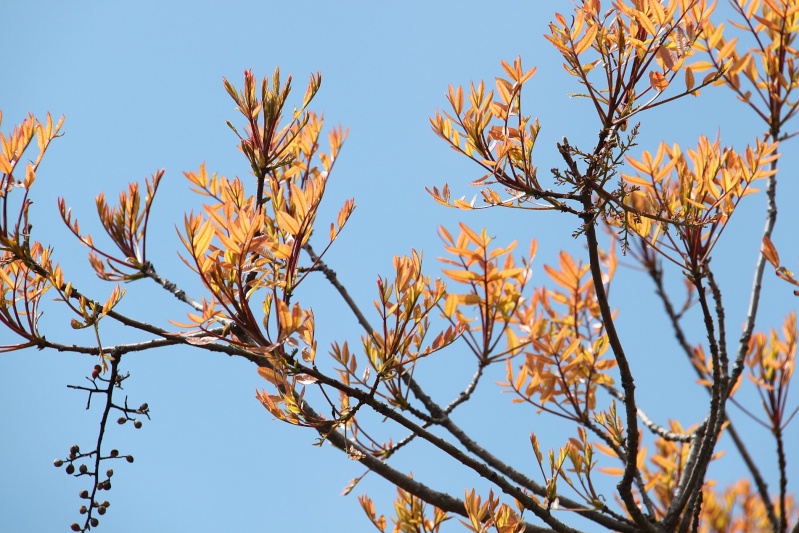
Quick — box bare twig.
[730,164,778,391]
[603,385,692,442]
[142,261,204,312]
[777,424,788,533]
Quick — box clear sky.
[2,1,798,532]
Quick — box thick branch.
[651,258,779,530]
[557,132,650,530]
[664,275,726,529]
[582,216,649,530]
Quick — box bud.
[70,523,81,531]
[100,501,110,508]
[54,459,64,468]
[79,464,88,474]
[65,464,75,475]
[139,403,148,411]
[134,420,143,429]
[98,506,107,515]
[79,490,89,499]
[126,455,134,463]
[79,506,88,514]
[70,444,80,455]
[109,449,119,458]
[117,417,126,425]
[106,468,114,478]
[90,518,99,527]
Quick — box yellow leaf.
[457,223,483,247]
[635,12,657,37]
[290,182,309,217]
[276,210,301,235]
[101,285,126,317]
[597,466,625,476]
[442,269,481,283]
[193,218,216,255]
[0,154,11,174]
[651,454,679,471]
[276,298,291,330]
[457,293,482,305]
[688,60,714,73]
[594,441,619,458]
[441,293,457,318]
[530,433,543,463]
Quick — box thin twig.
[777,423,788,533]
[142,262,204,312]
[730,164,778,391]
[706,269,729,388]
[603,385,692,442]
[302,243,376,336]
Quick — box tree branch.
[730,165,778,391]
[664,274,727,529]
[650,255,779,529]
[142,261,204,312]
[603,385,692,442]
[303,243,636,531]
[302,401,554,533]
[293,361,583,532]
[557,133,651,530]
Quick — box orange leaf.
[762,236,780,268]
[574,24,598,55]
[684,67,695,92]
[657,46,677,71]
[649,71,669,92]
[257,366,285,386]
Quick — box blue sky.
[2,1,798,532]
